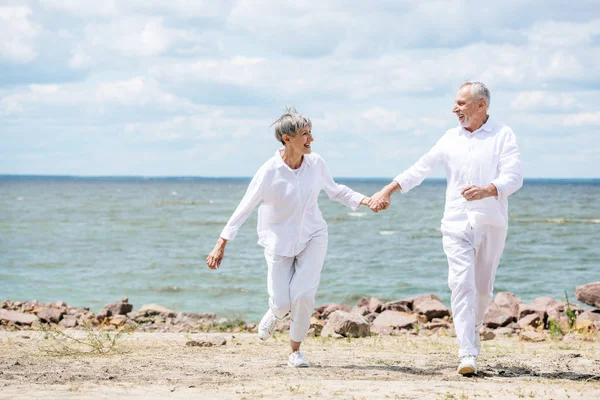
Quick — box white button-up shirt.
[220,149,365,257]
[394,118,523,231]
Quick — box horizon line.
[1,174,599,182]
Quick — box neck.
[281,147,304,169]
[465,114,489,132]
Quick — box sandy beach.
[1,329,599,400]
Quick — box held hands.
[206,238,227,270]
[461,184,498,201]
[367,190,391,213]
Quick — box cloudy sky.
[1,1,599,178]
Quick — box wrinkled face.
[284,126,313,154]
[452,85,484,129]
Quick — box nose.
[452,104,459,113]
[308,133,314,142]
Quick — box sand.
[1,330,599,399]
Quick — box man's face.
[452,85,481,129]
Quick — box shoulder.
[489,119,517,139]
[306,152,325,166]
[255,156,278,177]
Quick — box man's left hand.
[461,184,497,201]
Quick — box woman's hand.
[206,238,227,270]
[360,196,371,207]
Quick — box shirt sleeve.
[320,157,365,211]
[219,167,265,241]
[394,139,444,194]
[491,128,523,200]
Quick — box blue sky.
[1,1,599,178]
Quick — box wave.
[515,218,600,225]
[347,212,367,217]
[153,285,185,294]
[379,230,395,235]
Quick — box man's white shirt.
[220,149,365,257]
[394,118,523,232]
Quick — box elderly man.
[370,81,523,375]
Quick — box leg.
[264,249,295,320]
[474,227,508,333]
[288,235,328,345]
[443,228,477,358]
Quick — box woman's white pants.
[442,224,507,358]
[264,234,328,343]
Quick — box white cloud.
[511,91,578,112]
[0,6,40,63]
[563,112,600,127]
[528,19,600,47]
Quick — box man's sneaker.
[258,309,277,341]
[457,355,477,375]
[288,351,310,368]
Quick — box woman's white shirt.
[220,149,365,257]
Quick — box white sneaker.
[288,351,310,368]
[457,355,478,375]
[258,309,277,341]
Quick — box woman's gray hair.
[271,106,312,145]
[459,81,491,109]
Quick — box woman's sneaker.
[258,309,277,341]
[288,351,310,368]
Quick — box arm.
[320,158,366,211]
[370,141,444,211]
[206,168,264,270]
[461,129,523,201]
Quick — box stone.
[576,310,600,329]
[518,303,546,320]
[59,315,78,328]
[313,303,351,320]
[372,310,418,330]
[531,296,561,310]
[36,308,65,323]
[320,324,343,338]
[0,310,38,325]
[351,306,369,316]
[483,302,513,328]
[480,329,496,341]
[355,297,383,313]
[323,311,370,338]
[517,314,542,329]
[381,299,411,313]
[139,304,177,317]
[412,298,450,321]
[520,331,546,342]
[309,317,324,337]
[494,292,521,319]
[103,301,133,317]
[494,327,514,337]
[110,316,127,326]
[575,282,600,308]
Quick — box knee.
[270,295,291,316]
[292,290,316,309]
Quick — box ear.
[282,134,291,143]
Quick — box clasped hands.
[364,183,495,213]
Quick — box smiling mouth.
[304,144,311,148]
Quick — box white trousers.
[264,234,328,343]
[442,224,507,358]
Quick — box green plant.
[564,291,576,328]
[548,319,563,339]
[37,323,134,356]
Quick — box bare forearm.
[383,180,402,195]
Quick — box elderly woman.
[206,107,370,367]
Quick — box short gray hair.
[271,106,312,145]
[459,81,491,109]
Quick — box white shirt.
[220,149,365,257]
[394,118,523,231]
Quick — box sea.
[1,176,598,322]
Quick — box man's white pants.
[442,224,507,358]
[264,235,328,343]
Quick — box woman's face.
[285,126,313,154]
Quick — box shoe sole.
[287,362,310,368]
[457,365,477,375]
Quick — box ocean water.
[1,177,598,322]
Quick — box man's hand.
[461,184,498,201]
[206,238,227,270]
[368,181,401,212]
[369,190,391,212]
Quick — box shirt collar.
[274,148,311,170]
[459,116,494,136]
